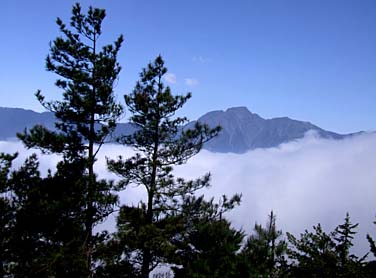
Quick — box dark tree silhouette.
[17,3,123,275]
[107,56,221,277]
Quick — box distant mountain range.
[192,107,360,153]
[0,106,361,153]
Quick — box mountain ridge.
[0,106,361,153]
[191,106,353,153]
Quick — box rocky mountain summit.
[195,107,345,153]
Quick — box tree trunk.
[141,110,160,278]
[85,33,97,277]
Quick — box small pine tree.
[333,213,361,271]
[367,219,376,258]
[240,211,287,277]
[366,219,376,275]
[107,56,221,278]
[171,195,243,278]
[287,223,337,277]
[287,214,366,277]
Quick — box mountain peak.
[198,107,345,153]
[223,106,263,122]
[225,106,250,113]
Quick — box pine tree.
[1,153,101,276]
[367,219,376,258]
[0,154,58,276]
[17,3,123,275]
[287,223,337,277]
[366,219,376,275]
[239,211,287,277]
[107,56,221,278]
[171,195,243,278]
[287,214,366,277]
[333,212,363,274]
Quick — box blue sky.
[1,0,376,133]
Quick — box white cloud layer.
[163,73,177,84]
[185,78,199,86]
[2,132,376,256]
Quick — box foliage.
[0,154,92,276]
[239,211,287,277]
[107,56,222,277]
[287,213,367,277]
[367,219,376,257]
[0,153,17,276]
[16,2,123,275]
[171,195,243,278]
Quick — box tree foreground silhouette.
[107,56,227,277]
[17,3,123,275]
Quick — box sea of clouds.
[1,132,376,257]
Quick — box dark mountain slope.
[0,107,55,140]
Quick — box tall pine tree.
[18,3,123,275]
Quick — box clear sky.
[1,0,376,133]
